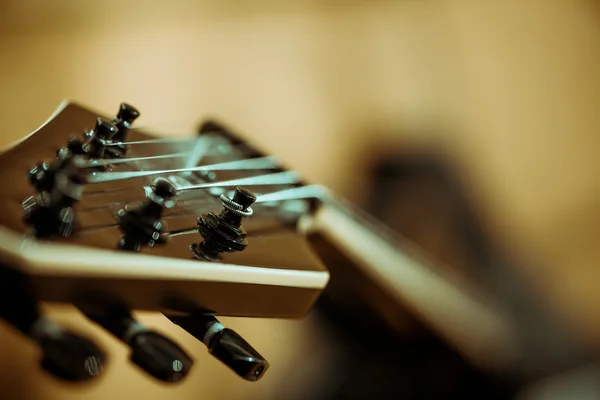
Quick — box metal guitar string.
[14,113,304,383]
[75,152,193,168]
[183,135,213,176]
[152,225,291,239]
[76,131,323,239]
[104,137,194,146]
[255,185,330,203]
[175,171,300,191]
[104,131,250,147]
[82,174,310,216]
[83,187,130,197]
[84,156,281,184]
[79,200,129,213]
[77,136,221,199]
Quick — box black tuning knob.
[67,138,87,156]
[90,118,118,158]
[105,103,140,158]
[169,313,268,381]
[35,322,106,382]
[117,178,177,251]
[129,331,192,382]
[29,162,53,192]
[205,324,268,381]
[23,164,84,238]
[28,147,73,193]
[114,103,140,142]
[80,305,193,383]
[0,264,105,382]
[95,117,119,140]
[190,187,256,261]
[67,118,117,159]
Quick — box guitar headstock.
[0,101,329,384]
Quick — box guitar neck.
[302,194,520,373]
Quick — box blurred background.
[0,0,599,398]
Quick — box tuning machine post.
[168,312,268,382]
[116,178,177,251]
[23,149,85,238]
[190,187,256,261]
[105,103,140,158]
[28,146,75,193]
[67,117,118,160]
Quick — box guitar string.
[182,134,217,177]
[77,173,303,213]
[75,223,291,239]
[75,152,192,167]
[77,134,221,212]
[17,131,278,236]
[175,171,300,191]
[83,187,131,196]
[76,187,308,240]
[78,133,224,196]
[156,186,319,220]
[77,133,220,216]
[79,137,212,199]
[75,134,319,239]
[42,136,250,161]
[104,137,194,146]
[104,131,246,147]
[84,156,281,184]
[254,185,330,203]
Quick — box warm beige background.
[0,0,599,398]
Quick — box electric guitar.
[0,101,583,388]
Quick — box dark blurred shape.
[309,148,520,399]
[0,264,105,383]
[39,330,105,382]
[81,305,193,383]
[128,331,192,383]
[308,139,596,398]
[116,177,175,251]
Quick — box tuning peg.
[28,162,53,192]
[190,187,256,261]
[23,166,84,238]
[0,265,105,382]
[34,320,105,382]
[88,118,118,159]
[80,305,193,383]
[94,118,118,140]
[105,103,140,158]
[28,147,74,193]
[114,103,140,136]
[128,331,192,382]
[63,117,117,161]
[168,313,268,381]
[66,138,87,155]
[117,178,177,251]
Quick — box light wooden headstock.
[0,101,330,384]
